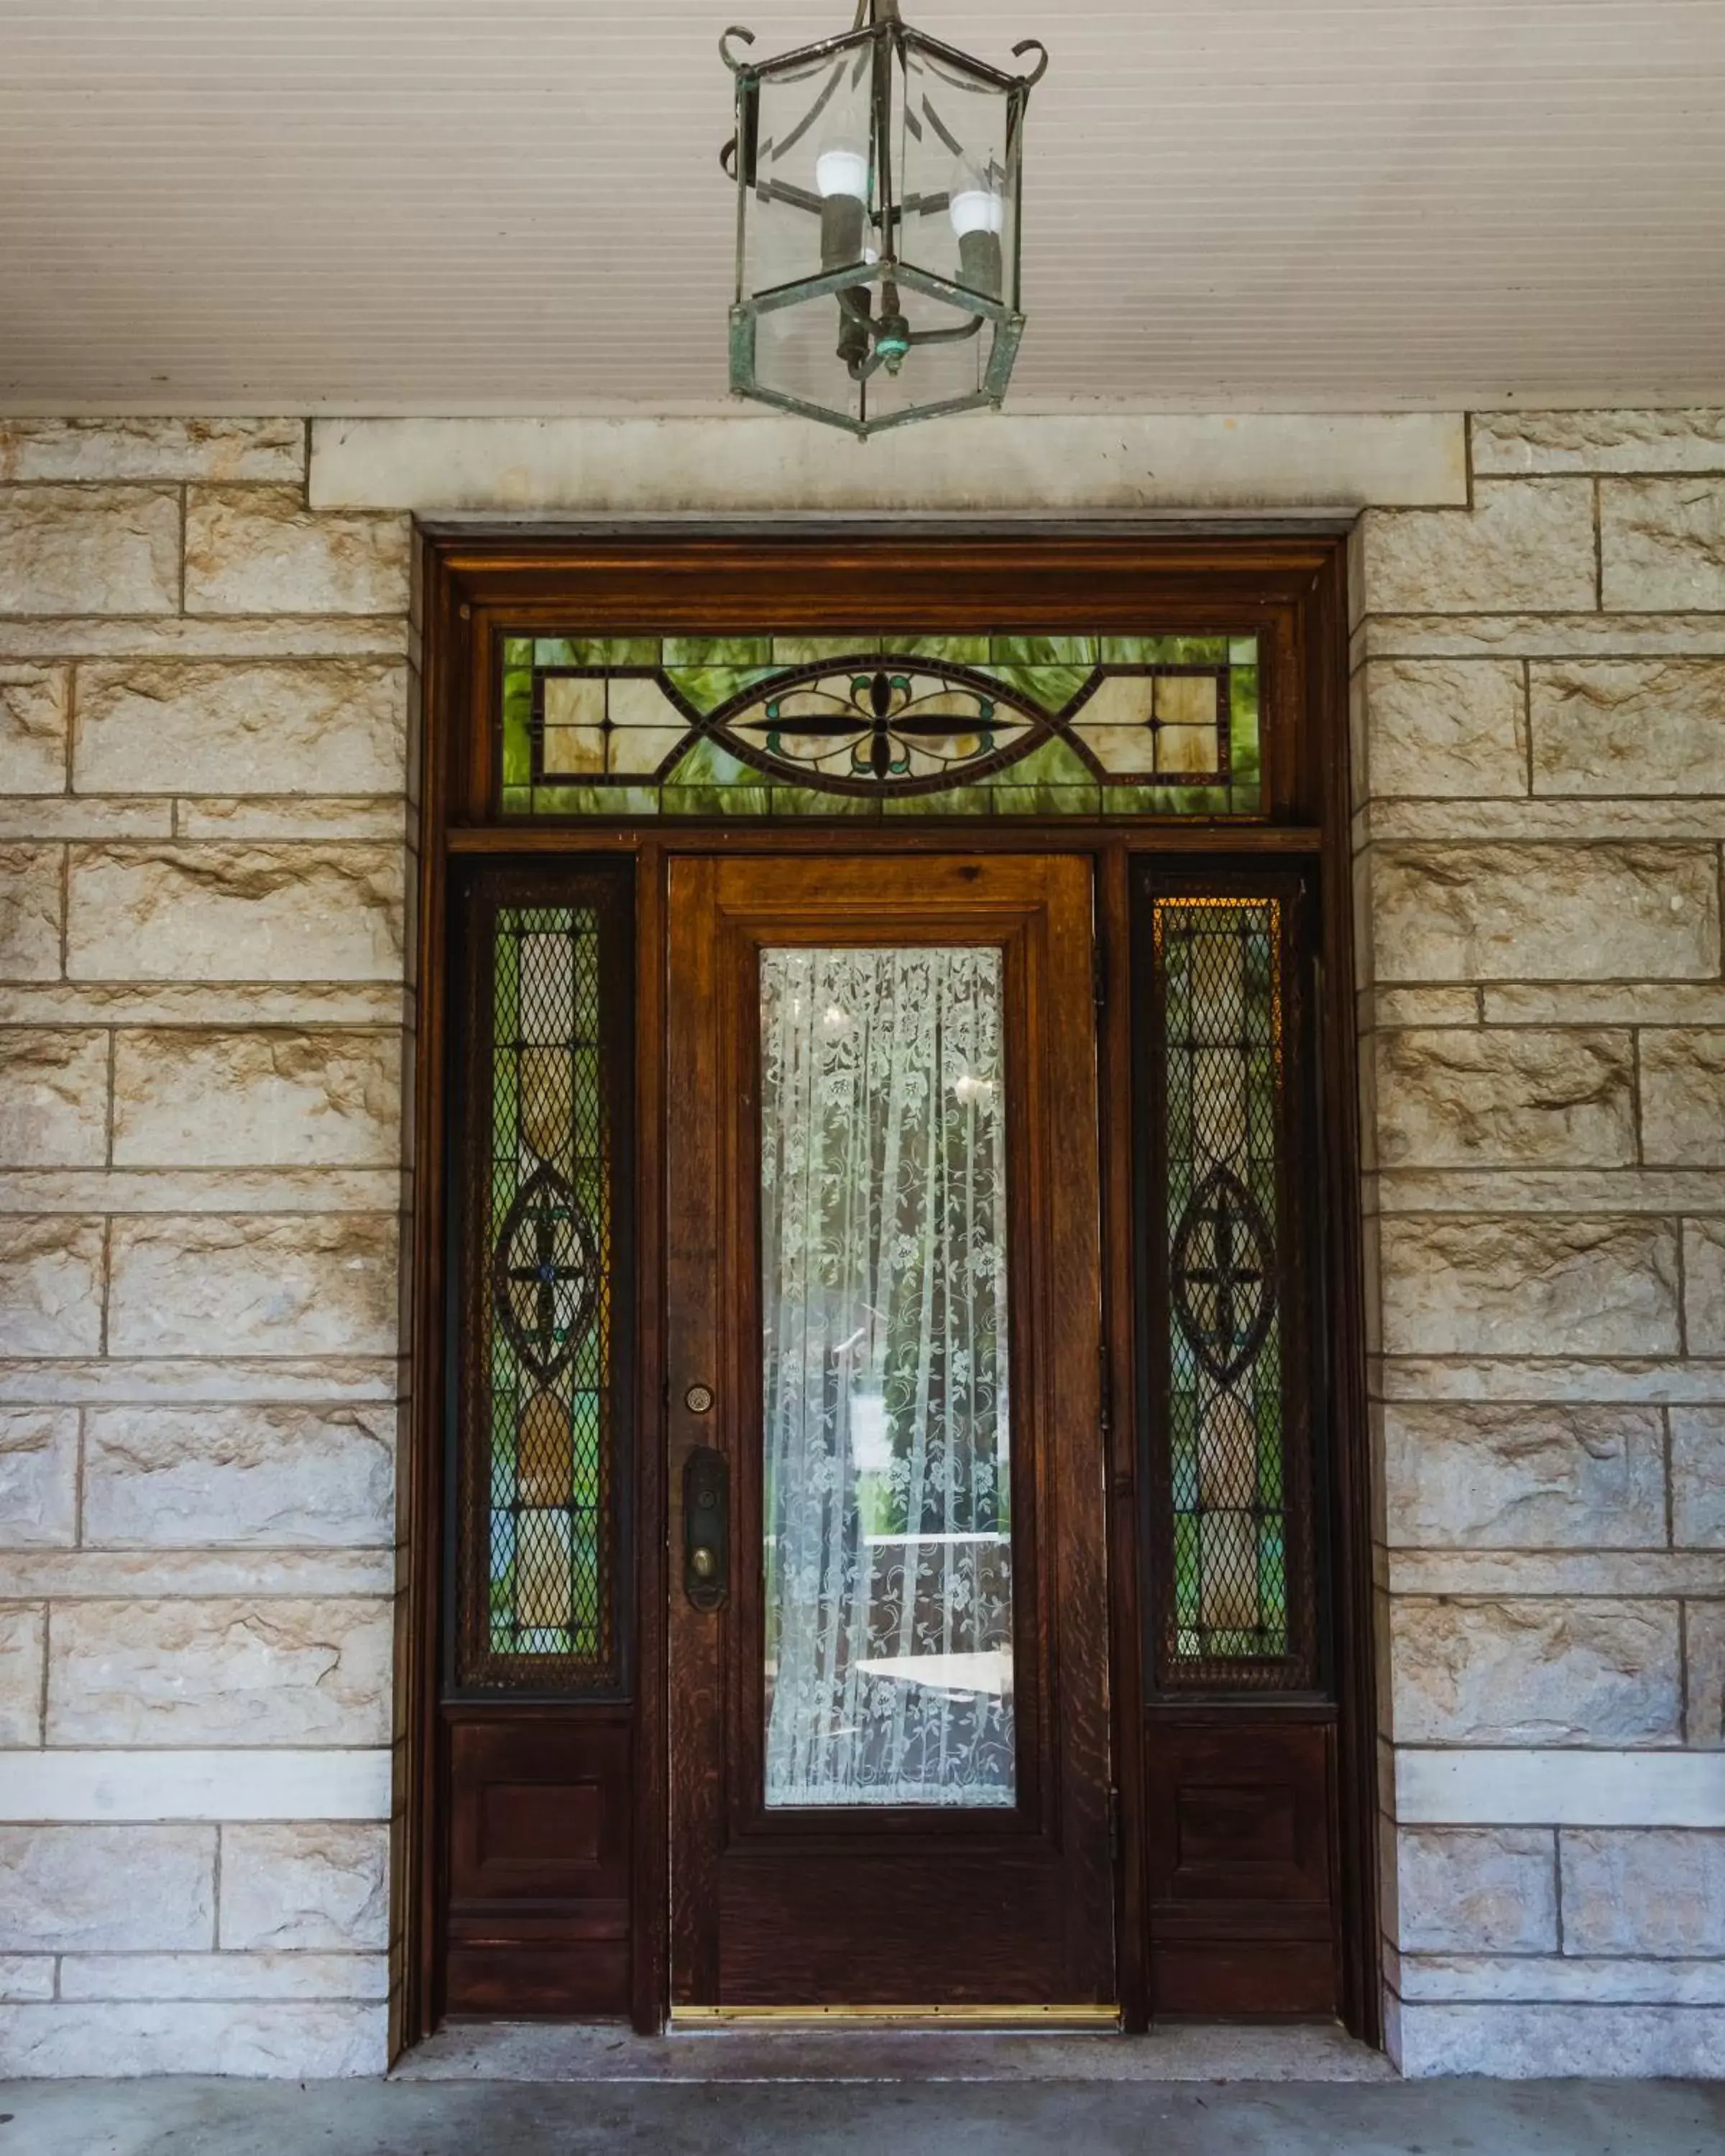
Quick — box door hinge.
[1108,1784,1122,1863]
[1099,1341,1112,1439]
[1092,943,1107,1012]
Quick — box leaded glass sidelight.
[1144,885,1315,1691]
[454,872,631,1692]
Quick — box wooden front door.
[665,853,1115,2012]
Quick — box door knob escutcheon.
[683,1445,729,1612]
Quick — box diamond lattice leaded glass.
[500,634,1262,818]
[456,883,628,1690]
[1151,893,1312,1689]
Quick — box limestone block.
[1396,1953,1725,2004]
[0,806,179,848]
[1358,659,1526,799]
[1601,479,1725,610]
[83,1404,395,1548]
[1365,844,1720,983]
[1395,1999,1725,2078]
[0,1216,105,1355]
[0,1824,214,1949]
[1397,1827,1557,1953]
[219,1823,388,1950]
[1374,1029,1634,1169]
[0,1028,108,1168]
[1383,1403,1666,1549]
[0,1603,44,1744]
[0,844,63,982]
[48,1597,392,1745]
[111,1028,400,1168]
[1379,1215,1680,1358]
[0,1957,53,2001]
[1561,1829,1725,1955]
[1472,408,1725,476]
[1670,1407,1725,1546]
[0,1407,77,1546]
[1685,1602,1725,1745]
[0,2000,385,2076]
[174,798,408,842]
[75,660,408,798]
[66,843,405,983]
[106,1214,398,1357]
[1642,1032,1725,1167]
[0,666,68,793]
[1530,660,1725,798]
[0,487,180,616]
[1682,1220,1725,1355]
[1390,1598,1681,1745]
[1359,483,1596,614]
[58,1950,389,2001]
[0,418,303,484]
[1361,614,1725,663]
[184,489,410,617]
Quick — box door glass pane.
[760,946,1016,1807]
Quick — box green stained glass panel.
[497,632,1263,819]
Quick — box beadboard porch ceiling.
[1,0,1721,415]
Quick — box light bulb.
[949,160,1005,300]
[815,145,869,202]
[816,141,870,277]
[949,186,1004,238]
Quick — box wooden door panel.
[1145,1715,1339,2015]
[717,1853,1064,2003]
[666,852,1113,2010]
[443,1711,632,2016]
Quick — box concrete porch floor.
[4,2027,1724,2155]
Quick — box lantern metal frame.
[721,0,1047,438]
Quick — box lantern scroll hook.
[1010,37,1049,86]
[719,24,756,73]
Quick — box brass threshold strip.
[671,2004,1121,2029]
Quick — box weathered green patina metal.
[721,0,1046,436]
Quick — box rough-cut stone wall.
[1356,410,1725,2077]
[0,420,413,2074]
[3,408,1724,2081]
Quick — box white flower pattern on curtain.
[760,945,1016,1807]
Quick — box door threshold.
[671,2004,1121,2030]
[397,2019,1394,2084]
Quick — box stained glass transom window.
[500,634,1261,819]
[456,889,627,1690]
[1152,894,1310,1688]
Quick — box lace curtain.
[759,945,1016,1807]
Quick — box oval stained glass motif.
[490,1159,602,1385]
[1169,1163,1277,1386]
[709,658,1047,795]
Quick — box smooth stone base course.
[0,2000,385,2076]
[1392,2000,1725,2078]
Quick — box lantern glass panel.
[742,38,878,305]
[749,276,997,431]
[895,37,1018,309]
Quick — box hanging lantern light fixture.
[721,0,1047,438]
